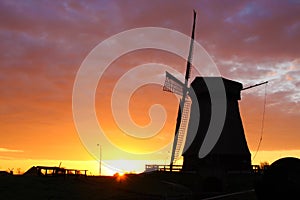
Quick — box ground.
[0,172,258,199]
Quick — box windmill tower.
[181,77,252,173]
[163,10,261,174]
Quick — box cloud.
[189,1,300,63]
[0,148,24,153]
[0,0,299,160]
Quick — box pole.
[242,81,268,91]
[97,144,102,176]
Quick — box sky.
[0,0,300,175]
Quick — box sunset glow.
[1,1,299,175]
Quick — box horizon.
[2,150,300,176]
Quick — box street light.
[97,144,102,176]
[164,151,170,165]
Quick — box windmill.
[163,10,268,173]
[163,10,196,167]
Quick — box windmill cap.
[190,76,243,100]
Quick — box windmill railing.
[145,164,183,172]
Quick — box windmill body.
[182,77,252,173]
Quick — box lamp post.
[164,151,170,165]
[97,144,102,176]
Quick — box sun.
[113,172,127,182]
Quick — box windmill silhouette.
[163,10,267,173]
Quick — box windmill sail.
[170,97,192,163]
[184,10,196,84]
[163,71,184,95]
[165,10,196,165]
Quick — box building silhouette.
[182,77,252,174]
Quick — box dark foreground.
[0,172,258,200]
[3,157,299,199]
